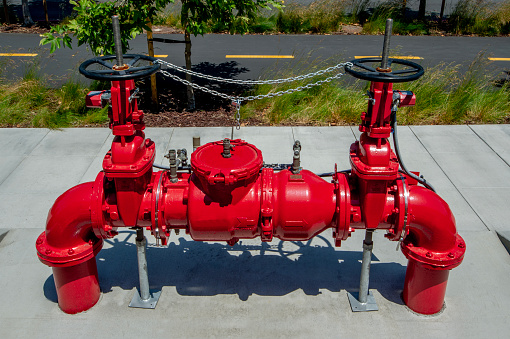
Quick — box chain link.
[155,59,352,86]
[158,69,348,103]
[233,100,241,130]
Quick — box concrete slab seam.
[468,125,510,168]
[0,129,49,187]
[409,126,490,231]
[77,130,113,183]
[0,156,27,187]
[25,129,50,157]
[349,126,359,141]
[162,128,176,154]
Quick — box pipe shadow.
[43,274,58,303]
[94,231,406,306]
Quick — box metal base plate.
[347,290,379,312]
[129,290,162,309]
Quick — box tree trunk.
[418,0,426,20]
[184,31,195,111]
[146,21,159,108]
[43,0,49,25]
[3,0,9,24]
[21,0,34,26]
[439,0,446,24]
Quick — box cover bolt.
[458,242,465,249]
[36,239,43,245]
[448,252,454,258]
[68,249,75,255]
[426,252,432,258]
[45,249,52,255]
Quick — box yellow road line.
[355,55,423,60]
[226,55,294,59]
[488,57,510,61]
[153,55,168,58]
[0,53,38,57]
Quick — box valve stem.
[292,140,302,174]
[222,138,232,158]
[380,18,393,71]
[112,15,124,67]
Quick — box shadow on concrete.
[55,231,409,306]
[43,274,58,303]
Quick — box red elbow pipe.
[400,186,465,314]
[36,182,103,314]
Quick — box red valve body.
[36,78,465,315]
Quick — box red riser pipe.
[52,258,101,314]
[403,260,449,315]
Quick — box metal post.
[129,228,161,309]
[380,19,393,70]
[136,228,150,301]
[347,230,378,312]
[112,15,124,67]
[359,230,373,303]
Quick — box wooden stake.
[146,21,158,108]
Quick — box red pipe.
[401,186,465,314]
[36,182,103,314]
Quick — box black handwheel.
[79,54,160,81]
[345,57,424,83]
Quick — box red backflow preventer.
[36,26,465,315]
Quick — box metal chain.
[158,60,351,137]
[158,69,348,103]
[155,59,352,86]
[233,100,241,130]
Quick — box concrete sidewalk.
[0,125,509,338]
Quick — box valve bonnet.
[191,139,263,187]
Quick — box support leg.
[347,230,378,312]
[129,228,161,309]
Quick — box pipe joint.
[401,233,465,270]
[36,232,102,268]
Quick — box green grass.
[449,0,510,36]
[153,0,510,36]
[0,61,108,128]
[360,1,429,35]
[241,55,510,125]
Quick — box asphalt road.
[1,33,509,85]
